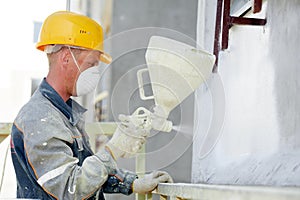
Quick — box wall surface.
[192,0,300,186]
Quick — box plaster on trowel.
[130,36,215,132]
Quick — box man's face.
[66,49,101,96]
[74,50,101,72]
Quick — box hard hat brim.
[37,43,112,64]
[100,52,112,64]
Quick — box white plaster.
[193,0,300,185]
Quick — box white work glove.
[106,113,150,159]
[150,105,173,132]
[133,171,173,194]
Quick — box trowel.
[128,36,215,132]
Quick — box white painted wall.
[192,0,300,185]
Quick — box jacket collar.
[39,78,87,126]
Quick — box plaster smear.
[192,0,300,186]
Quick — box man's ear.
[60,49,70,66]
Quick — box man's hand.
[132,171,173,194]
[105,113,150,159]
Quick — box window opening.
[213,0,266,72]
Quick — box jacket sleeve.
[103,169,138,195]
[20,110,118,199]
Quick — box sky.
[0,0,69,122]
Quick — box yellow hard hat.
[36,11,112,64]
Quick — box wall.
[192,0,300,186]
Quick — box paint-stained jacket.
[10,78,137,199]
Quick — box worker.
[10,11,172,199]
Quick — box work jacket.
[10,78,137,199]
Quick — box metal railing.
[86,122,300,200]
[85,122,300,200]
[0,123,12,144]
[151,183,300,200]
[2,122,300,199]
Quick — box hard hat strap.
[68,46,82,73]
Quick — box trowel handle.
[131,107,152,130]
[132,107,173,133]
[137,68,154,100]
[132,107,151,116]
